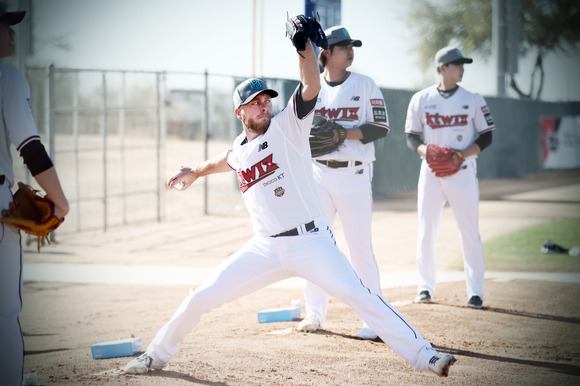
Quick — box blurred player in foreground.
[299,26,389,340]
[404,46,495,309]
[123,15,456,378]
[0,4,69,385]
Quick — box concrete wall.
[373,88,580,198]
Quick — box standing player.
[0,5,69,385]
[123,16,456,378]
[298,26,389,340]
[404,46,495,309]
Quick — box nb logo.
[351,96,360,101]
[258,141,268,151]
[355,169,364,175]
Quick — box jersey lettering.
[237,154,279,193]
[315,107,360,122]
[426,112,468,129]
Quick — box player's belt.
[317,160,362,168]
[272,220,316,237]
[0,175,4,184]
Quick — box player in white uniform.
[404,47,495,309]
[0,5,69,385]
[124,33,456,378]
[298,26,389,340]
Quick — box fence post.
[101,72,108,232]
[203,69,209,215]
[155,72,166,222]
[120,72,127,225]
[72,70,81,231]
[47,65,56,242]
[47,65,55,164]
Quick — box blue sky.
[8,0,580,102]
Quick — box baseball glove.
[425,144,465,177]
[286,14,328,54]
[309,115,347,158]
[1,182,64,252]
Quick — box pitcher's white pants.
[302,162,382,326]
[0,184,24,386]
[147,222,437,371]
[416,159,485,300]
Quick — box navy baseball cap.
[434,46,473,67]
[324,26,362,47]
[233,78,278,109]
[0,4,25,25]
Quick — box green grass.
[482,218,580,272]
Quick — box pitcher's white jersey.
[404,85,495,156]
[315,72,389,163]
[227,92,323,237]
[1,63,41,188]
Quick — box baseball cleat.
[297,314,321,332]
[414,290,432,303]
[467,295,483,309]
[123,353,166,374]
[428,354,456,377]
[356,326,378,340]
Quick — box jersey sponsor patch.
[481,105,494,126]
[370,99,385,107]
[484,112,494,126]
[372,107,387,123]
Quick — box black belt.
[272,221,316,237]
[317,160,362,169]
[0,175,4,184]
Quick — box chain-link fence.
[14,66,298,234]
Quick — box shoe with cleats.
[428,354,456,377]
[297,314,321,332]
[356,325,378,340]
[467,295,483,309]
[414,290,432,303]
[124,353,166,374]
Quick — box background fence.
[12,66,580,234]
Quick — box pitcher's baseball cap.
[233,78,278,109]
[324,26,362,47]
[0,4,25,25]
[434,46,473,67]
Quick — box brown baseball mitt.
[1,182,64,252]
[425,145,465,177]
[309,115,347,158]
